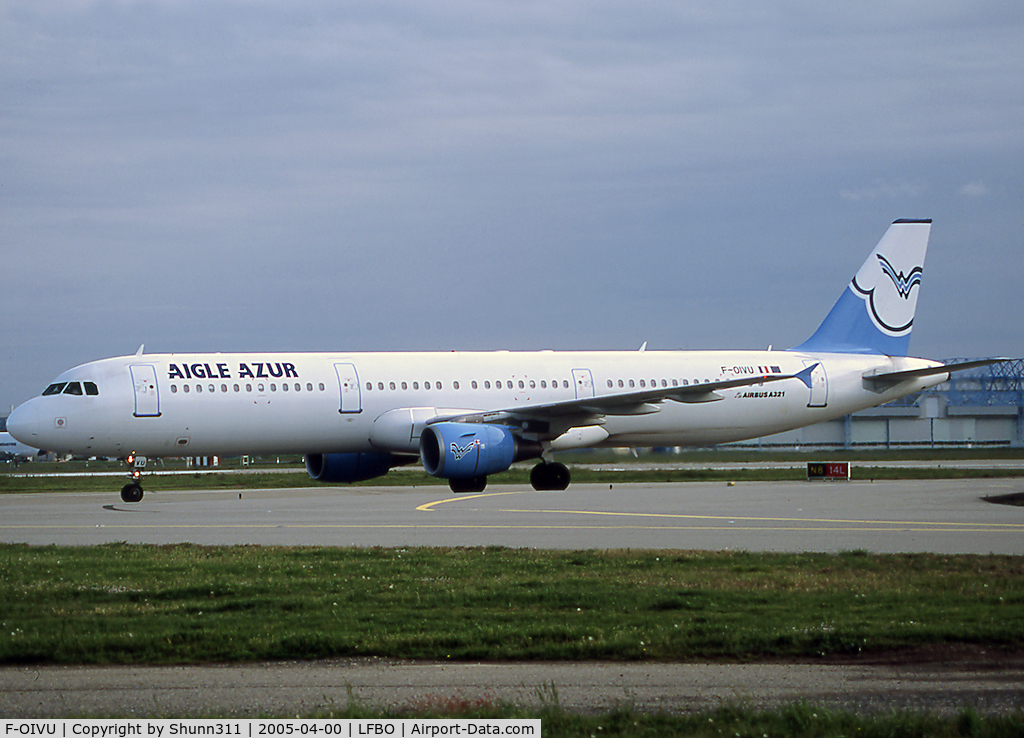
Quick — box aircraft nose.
[7,401,41,446]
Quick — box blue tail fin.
[792,219,931,356]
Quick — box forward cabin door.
[335,362,362,414]
[129,364,161,417]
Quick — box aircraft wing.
[430,365,817,433]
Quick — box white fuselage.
[8,349,945,459]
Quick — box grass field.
[2,545,1022,666]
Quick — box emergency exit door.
[335,362,362,414]
[572,368,595,399]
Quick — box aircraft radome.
[7,220,1004,502]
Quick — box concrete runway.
[2,478,1023,718]
[2,478,1023,553]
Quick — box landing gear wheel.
[120,483,144,503]
[449,476,487,493]
[530,462,570,491]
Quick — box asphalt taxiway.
[4,657,1024,718]
[1,478,1023,553]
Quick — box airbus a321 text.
[7,220,1003,501]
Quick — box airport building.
[732,358,1024,449]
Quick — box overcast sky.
[2,1,1022,412]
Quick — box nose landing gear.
[120,482,143,503]
[120,454,147,502]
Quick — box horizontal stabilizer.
[863,358,1010,390]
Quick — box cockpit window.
[41,381,99,396]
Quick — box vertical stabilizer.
[793,219,931,356]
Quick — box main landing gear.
[530,461,571,491]
[446,461,571,494]
[120,454,147,502]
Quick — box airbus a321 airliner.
[7,220,1001,502]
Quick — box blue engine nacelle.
[420,422,541,479]
[304,452,394,483]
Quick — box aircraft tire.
[449,476,487,493]
[530,462,570,491]
[120,483,144,503]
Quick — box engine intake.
[420,422,541,479]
